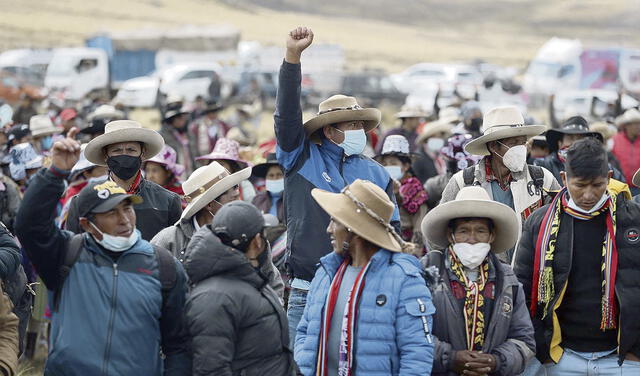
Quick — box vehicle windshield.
[46,55,77,77]
[527,61,561,78]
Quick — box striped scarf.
[317,258,372,376]
[529,188,618,330]
[449,247,489,351]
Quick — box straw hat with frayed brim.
[464,106,546,156]
[421,186,519,253]
[633,169,640,188]
[311,179,403,253]
[84,120,165,166]
[30,115,60,138]
[180,162,252,220]
[304,95,381,144]
[417,120,454,144]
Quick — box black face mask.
[107,155,142,180]
[468,118,483,131]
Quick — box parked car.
[390,63,483,94]
[340,71,405,107]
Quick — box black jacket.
[413,148,439,185]
[252,192,285,223]
[514,193,640,364]
[534,153,626,186]
[65,176,182,241]
[184,226,296,376]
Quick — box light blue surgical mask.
[384,165,404,181]
[90,222,139,252]
[265,178,284,194]
[334,129,367,156]
[40,136,53,151]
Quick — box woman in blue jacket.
[295,179,434,376]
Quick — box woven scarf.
[529,188,618,330]
[449,247,489,351]
[317,258,372,376]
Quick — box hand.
[51,127,81,171]
[451,350,478,374]
[285,26,314,64]
[463,352,497,376]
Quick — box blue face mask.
[265,178,284,194]
[40,136,53,151]
[334,129,367,156]
[384,165,404,181]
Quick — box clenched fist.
[285,26,314,64]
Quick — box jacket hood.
[184,225,265,286]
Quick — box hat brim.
[305,108,381,144]
[32,128,61,138]
[420,198,519,254]
[633,169,640,188]
[464,125,546,156]
[417,121,454,144]
[311,188,402,253]
[181,167,252,220]
[396,112,429,119]
[84,128,165,166]
[195,153,250,168]
[164,111,189,122]
[251,161,280,179]
[545,128,603,152]
[91,194,143,215]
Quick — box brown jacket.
[0,284,18,376]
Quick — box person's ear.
[322,125,334,140]
[560,170,567,187]
[488,229,496,244]
[79,217,102,240]
[607,170,613,183]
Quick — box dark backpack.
[462,164,545,196]
[2,263,33,355]
[52,234,177,312]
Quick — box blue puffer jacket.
[295,249,435,376]
[15,169,191,376]
[275,61,400,283]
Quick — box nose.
[326,220,334,235]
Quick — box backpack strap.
[527,164,545,190]
[462,166,477,186]
[53,234,84,311]
[152,245,177,299]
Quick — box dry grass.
[0,0,638,72]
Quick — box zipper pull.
[113,263,118,277]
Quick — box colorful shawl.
[529,188,618,330]
[399,177,428,214]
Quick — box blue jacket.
[15,169,191,376]
[295,249,435,376]
[275,61,400,282]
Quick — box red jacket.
[612,131,640,187]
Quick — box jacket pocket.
[405,298,436,344]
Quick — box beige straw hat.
[304,95,381,143]
[84,120,165,165]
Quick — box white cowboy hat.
[311,179,403,253]
[84,120,165,166]
[464,106,546,156]
[29,115,60,138]
[87,105,125,122]
[438,106,462,124]
[417,119,454,144]
[615,108,640,128]
[420,186,519,254]
[395,105,430,119]
[304,95,381,144]
[181,162,252,220]
[633,168,640,188]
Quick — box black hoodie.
[184,226,297,376]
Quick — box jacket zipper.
[101,263,119,376]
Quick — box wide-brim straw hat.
[395,105,429,119]
[311,179,403,253]
[421,186,519,254]
[87,105,125,122]
[633,169,640,188]
[590,122,615,141]
[304,95,381,144]
[464,106,546,156]
[615,108,640,128]
[417,119,454,144]
[181,162,252,220]
[84,120,165,166]
[29,115,60,138]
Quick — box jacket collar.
[319,248,392,278]
[82,231,154,258]
[320,137,345,163]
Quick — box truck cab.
[45,48,109,101]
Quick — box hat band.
[341,187,409,251]
[183,171,230,203]
[317,104,362,115]
[486,123,525,131]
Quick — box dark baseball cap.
[7,124,31,144]
[212,201,264,251]
[76,180,143,218]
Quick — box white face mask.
[497,144,527,173]
[265,178,284,194]
[90,222,139,252]
[384,165,404,181]
[452,242,491,269]
[567,191,610,215]
[427,138,445,153]
[335,129,367,156]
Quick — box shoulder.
[143,179,181,199]
[389,252,423,278]
[150,225,179,245]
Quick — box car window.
[180,70,214,80]
[410,69,445,78]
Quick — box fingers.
[289,26,312,40]
[67,126,79,140]
[54,137,80,153]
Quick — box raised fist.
[285,26,314,64]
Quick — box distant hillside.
[2,0,639,72]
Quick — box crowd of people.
[0,26,639,376]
